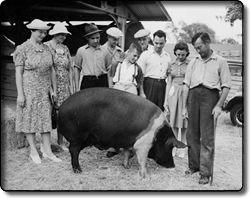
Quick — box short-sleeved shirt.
[183,52,231,90]
[102,42,124,68]
[74,44,112,77]
[137,48,171,79]
[113,61,143,86]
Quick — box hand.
[182,107,188,120]
[163,102,170,113]
[52,91,57,102]
[139,93,146,98]
[212,105,222,120]
[17,94,25,108]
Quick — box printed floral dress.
[13,40,54,133]
[44,41,72,107]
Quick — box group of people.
[13,18,231,185]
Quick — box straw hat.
[84,23,102,37]
[49,23,71,35]
[26,19,50,30]
[106,27,123,38]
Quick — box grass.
[1,97,243,191]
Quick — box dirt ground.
[1,97,243,191]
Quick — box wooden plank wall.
[1,58,17,98]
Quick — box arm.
[182,83,189,119]
[51,66,57,100]
[15,66,25,107]
[138,82,146,98]
[69,66,74,94]
[212,87,229,119]
[164,74,172,111]
[74,66,80,91]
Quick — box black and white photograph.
[1,0,244,192]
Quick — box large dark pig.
[58,87,187,177]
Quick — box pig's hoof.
[73,168,82,173]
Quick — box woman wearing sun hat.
[44,22,73,151]
[13,19,61,164]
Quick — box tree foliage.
[225,1,243,26]
[178,22,217,43]
[221,37,239,44]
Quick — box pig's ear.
[172,138,188,148]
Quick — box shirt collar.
[195,50,217,62]
[172,58,190,65]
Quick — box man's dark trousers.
[187,85,219,176]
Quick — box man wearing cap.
[102,27,125,85]
[137,30,171,111]
[134,29,154,52]
[74,23,112,90]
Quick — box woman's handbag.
[48,88,59,129]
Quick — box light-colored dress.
[167,59,189,129]
[44,41,72,107]
[13,40,53,133]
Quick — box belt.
[144,77,166,83]
[84,74,107,79]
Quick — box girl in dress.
[164,42,190,158]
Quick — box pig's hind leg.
[69,140,88,173]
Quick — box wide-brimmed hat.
[49,23,71,35]
[84,23,102,37]
[106,27,123,38]
[26,19,50,30]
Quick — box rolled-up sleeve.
[183,59,194,88]
[219,59,231,89]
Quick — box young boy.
[111,43,146,98]
[107,43,146,163]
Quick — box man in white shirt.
[137,30,171,111]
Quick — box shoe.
[178,149,185,158]
[42,153,62,162]
[40,143,45,154]
[60,145,69,152]
[172,147,177,157]
[185,169,199,175]
[106,150,119,158]
[29,154,41,164]
[199,175,210,185]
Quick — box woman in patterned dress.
[14,19,61,163]
[44,23,73,151]
[164,42,190,158]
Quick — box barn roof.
[1,0,172,23]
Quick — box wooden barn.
[1,0,172,98]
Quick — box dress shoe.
[29,154,41,164]
[42,153,62,162]
[178,149,185,158]
[106,150,119,158]
[199,175,210,185]
[40,143,45,154]
[60,145,69,152]
[172,147,177,157]
[185,169,199,175]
